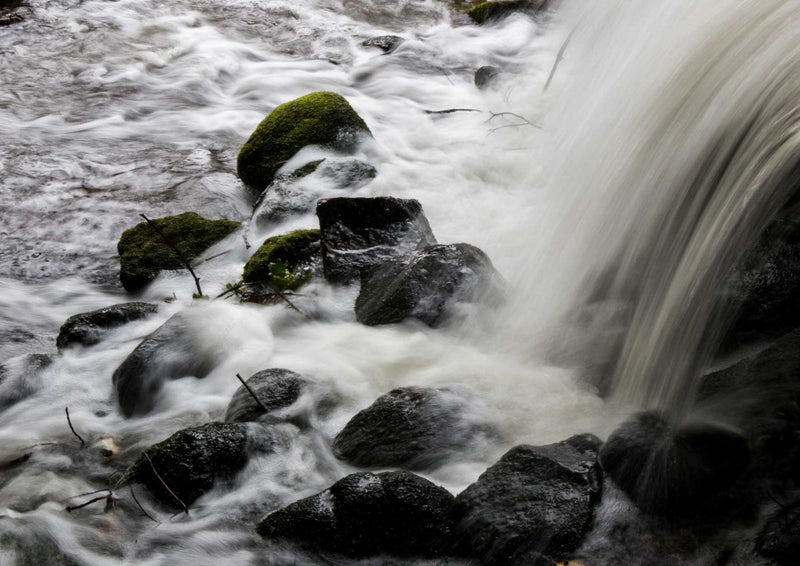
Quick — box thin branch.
[216,281,245,299]
[265,282,307,317]
[544,26,577,92]
[66,488,112,502]
[485,111,540,128]
[66,495,108,512]
[65,407,85,448]
[143,452,188,514]
[139,214,203,297]
[128,484,159,524]
[425,108,481,115]
[236,373,270,413]
[195,249,231,264]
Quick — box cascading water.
[2,0,800,563]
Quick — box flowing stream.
[1,0,798,564]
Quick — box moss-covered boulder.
[237,92,372,192]
[242,229,321,292]
[467,0,548,24]
[122,422,249,508]
[117,212,240,292]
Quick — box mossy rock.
[237,92,372,192]
[121,422,249,508]
[242,229,321,292]
[117,212,240,292]
[467,0,547,24]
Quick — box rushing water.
[3,0,799,563]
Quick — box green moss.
[467,2,493,23]
[237,92,371,192]
[242,229,320,292]
[117,212,240,292]
[467,1,538,24]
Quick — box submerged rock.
[256,470,455,558]
[122,422,249,508]
[237,92,372,193]
[251,158,377,228]
[317,196,436,284]
[474,65,500,90]
[361,35,404,53]
[598,411,750,516]
[452,434,602,565]
[355,243,504,327]
[224,368,310,423]
[112,312,220,417]
[56,302,158,350]
[242,229,321,292]
[117,212,240,292]
[467,0,549,24]
[0,353,53,410]
[333,385,493,470]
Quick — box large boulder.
[117,212,240,292]
[467,0,549,24]
[0,0,27,26]
[112,312,221,417]
[251,158,376,229]
[121,422,250,508]
[333,385,494,470]
[237,92,372,192]
[256,470,455,558]
[452,434,602,566]
[598,411,750,516]
[355,243,505,327]
[317,196,437,284]
[242,229,321,293]
[224,368,310,423]
[56,302,158,350]
[720,210,800,352]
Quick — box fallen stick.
[65,407,85,448]
[235,373,269,413]
[66,495,108,512]
[544,26,577,92]
[139,213,203,297]
[425,108,482,115]
[128,484,159,524]
[143,452,188,514]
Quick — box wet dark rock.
[317,196,437,284]
[355,243,505,327]
[225,368,309,423]
[467,0,549,24]
[56,302,158,350]
[237,91,372,192]
[333,385,494,470]
[112,312,220,417]
[0,353,53,410]
[117,212,240,292]
[452,434,602,565]
[242,229,321,293]
[721,210,800,352]
[0,0,27,26]
[755,502,800,566]
[474,65,500,89]
[251,158,377,228]
[361,35,404,53]
[122,422,250,508]
[699,328,800,488]
[599,411,750,516]
[256,470,455,558]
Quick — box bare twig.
[65,407,85,448]
[143,452,188,514]
[196,250,231,264]
[216,281,245,299]
[485,111,540,128]
[139,214,203,296]
[128,484,160,524]
[544,26,577,92]
[66,488,112,502]
[425,108,482,115]
[266,282,307,317]
[236,373,269,413]
[66,495,108,512]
